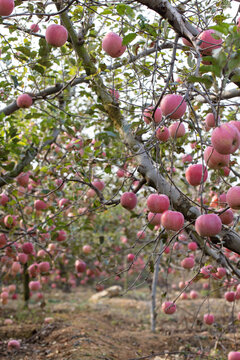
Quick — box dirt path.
[0,287,239,359]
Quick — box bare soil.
[0,287,239,360]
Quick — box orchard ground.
[1,284,240,360]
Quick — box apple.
[156,126,170,142]
[45,24,68,47]
[195,214,222,237]
[29,280,41,291]
[34,199,47,211]
[161,210,184,231]
[39,261,50,273]
[137,230,146,239]
[22,242,34,255]
[215,267,226,279]
[143,106,162,124]
[127,253,135,261]
[219,208,234,225]
[16,172,29,187]
[102,32,126,58]
[190,290,198,299]
[230,120,240,132]
[92,180,105,191]
[181,257,195,269]
[211,123,240,154]
[0,0,14,16]
[82,244,92,254]
[58,198,69,207]
[205,113,218,128]
[188,242,198,251]
[120,192,137,210]
[4,318,13,325]
[4,215,16,228]
[30,24,40,33]
[185,164,208,186]
[203,313,214,325]
[169,122,186,138]
[204,146,230,169]
[109,88,119,101]
[182,154,192,163]
[226,186,240,210]
[225,291,235,302]
[228,352,240,360]
[0,233,7,247]
[28,263,39,277]
[75,259,86,273]
[160,94,186,119]
[56,230,67,242]
[0,193,9,206]
[162,301,176,314]
[197,29,222,55]
[7,340,20,351]
[16,94,33,108]
[147,212,162,225]
[17,252,28,264]
[147,193,169,213]
[11,261,21,274]
[117,169,125,177]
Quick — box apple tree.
[1,0,240,340]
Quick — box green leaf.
[122,33,137,45]
[116,4,126,15]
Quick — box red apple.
[147,212,162,226]
[228,352,240,360]
[188,242,198,251]
[4,215,16,228]
[7,339,20,351]
[211,123,240,154]
[29,280,41,291]
[197,30,222,55]
[205,113,218,128]
[16,172,29,187]
[22,242,34,255]
[75,260,86,273]
[16,94,33,108]
[92,180,105,191]
[156,126,170,142]
[0,0,14,16]
[56,230,67,242]
[182,154,192,163]
[195,214,222,237]
[82,244,92,254]
[161,210,184,231]
[137,230,146,239]
[219,208,234,225]
[143,106,162,124]
[30,24,40,33]
[203,313,214,325]
[160,94,187,119]
[162,301,176,314]
[147,193,169,213]
[169,122,186,138]
[190,290,198,299]
[204,146,230,169]
[39,261,50,273]
[45,24,68,47]
[120,192,137,210]
[127,253,135,262]
[0,193,9,206]
[102,32,126,58]
[34,199,47,211]
[181,257,195,269]
[185,164,208,186]
[225,291,235,302]
[226,186,240,210]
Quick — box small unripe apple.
[203,313,214,325]
[0,0,14,16]
[16,94,33,108]
[160,94,187,119]
[120,192,137,210]
[102,32,126,58]
[195,214,222,237]
[162,301,176,314]
[45,24,68,47]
